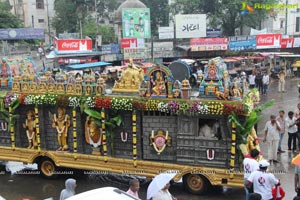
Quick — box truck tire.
[38,158,58,179]
[183,173,211,195]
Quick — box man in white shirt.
[247,160,280,200]
[286,111,298,152]
[278,70,286,92]
[243,149,260,200]
[263,115,281,162]
[249,73,256,89]
[262,72,270,95]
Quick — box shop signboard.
[158,27,174,39]
[101,44,120,54]
[54,37,93,53]
[206,29,222,37]
[229,35,256,51]
[123,48,151,59]
[190,38,228,51]
[175,14,206,38]
[0,28,44,40]
[293,38,300,48]
[122,8,151,38]
[121,38,145,48]
[256,33,281,49]
[153,42,174,58]
[280,38,294,48]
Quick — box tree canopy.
[0,1,22,28]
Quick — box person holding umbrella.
[147,173,177,200]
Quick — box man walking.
[278,70,286,92]
[243,149,260,200]
[287,111,298,152]
[247,160,280,200]
[262,72,270,95]
[263,115,281,162]
[276,110,286,153]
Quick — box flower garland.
[157,102,168,113]
[207,101,223,115]
[229,121,237,178]
[146,100,159,111]
[167,101,180,114]
[72,109,78,159]
[151,130,169,155]
[95,97,112,109]
[189,102,209,114]
[132,110,137,167]
[112,98,133,111]
[86,97,95,108]
[34,106,41,152]
[69,97,80,108]
[9,106,15,150]
[101,108,108,162]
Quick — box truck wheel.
[38,158,58,179]
[183,173,211,195]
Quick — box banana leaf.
[84,108,102,120]
[254,99,275,114]
[10,98,21,111]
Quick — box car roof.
[66,187,140,200]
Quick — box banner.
[175,14,206,38]
[190,38,228,51]
[0,28,44,40]
[54,37,93,53]
[206,29,222,37]
[250,28,267,35]
[101,44,120,54]
[122,8,151,38]
[256,34,281,49]
[123,48,151,59]
[294,38,300,47]
[158,27,174,39]
[229,35,256,51]
[280,38,294,48]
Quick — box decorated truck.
[0,57,262,195]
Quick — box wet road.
[0,74,300,199]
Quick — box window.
[36,0,44,9]
[38,19,44,23]
[296,17,300,32]
[297,8,300,13]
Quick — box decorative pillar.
[132,110,137,167]
[229,121,237,178]
[9,106,15,150]
[34,106,41,152]
[72,109,77,159]
[101,108,107,162]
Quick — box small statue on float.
[51,107,71,151]
[85,116,102,155]
[230,82,242,100]
[23,110,37,149]
[151,71,167,96]
[172,80,182,98]
[181,79,191,99]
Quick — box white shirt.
[248,170,279,200]
[249,74,256,85]
[264,121,280,140]
[152,190,173,200]
[286,116,298,133]
[243,157,259,179]
[262,75,269,85]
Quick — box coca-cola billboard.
[54,37,92,53]
[280,38,294,48]
[256,34,281,49]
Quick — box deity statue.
[1,59,8,78]
[85,116,102,148]
[152,71,166,95]
[66,84,74,95]
[85,85,93,95]
[51,107,71,151]
[231,82,242,100]
[22,110,37,149]
[207,61,218,79]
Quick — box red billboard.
[280,38,294,48]
[54,37,93,53]
[256,34,281,49]
[190,38,228,51]
[121,38,137,48]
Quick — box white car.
[66,187,140,200]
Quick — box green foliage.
[0,98,20,134]
[0,1,23,28]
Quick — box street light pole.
[285,0,288,35]
[46,0,51,43]
[95,0,99,48]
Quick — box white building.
[261,0,300,36]
[7,0,55,43]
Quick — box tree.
[141,0,169,36]
[0,1,22,28]
[170,0,279,36]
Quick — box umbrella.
[292,153,300,165]
[146,173,175,200]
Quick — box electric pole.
[46,0,51,43]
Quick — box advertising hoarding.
[229,35,256,51]
[256,34,281,49]
[175,14,206,39]
[280,38,294,48]
[190,38,228,51]
[0,28,44,40]
[122,8,151,38]
[54,37,93,53]
[123,48,151,59]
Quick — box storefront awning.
[67,61,111,69]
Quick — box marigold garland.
[34,106,41,152]
[132,110,137,167]
[72,109,77,159]
[101,108,108,162]
[9,106,15,150]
